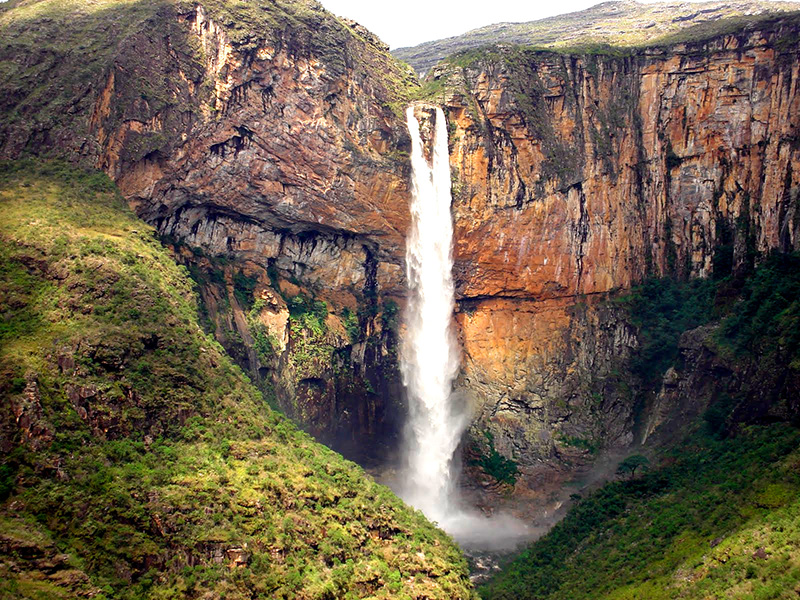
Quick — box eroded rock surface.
[440,18,800,477]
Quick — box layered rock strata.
[439,17,800,477]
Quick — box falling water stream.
[399,105,529,552]
[400,105,465,523]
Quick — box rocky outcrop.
[644,321,800,446]
[438,16,800,476]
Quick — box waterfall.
[399,104,529,550]
[400,105,466,523]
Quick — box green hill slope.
[480,424,800,600]
[393,0,800,72]
[0,161,475,600]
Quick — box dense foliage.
[471,431,519,487]
[613,251,800,386]
[616,277,717,384]
[0,161,475,600]
[480,424,800,599]
[721,252,800,367]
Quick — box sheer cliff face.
[1,0,414,300]
[443,19,800,471]
[112,6,413,301]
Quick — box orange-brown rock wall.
[442,20,800,468]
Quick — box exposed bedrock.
[440,19,800,481]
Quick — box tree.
[616,454,650,479]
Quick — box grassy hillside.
[393,0,800,72]
[0,161,475,600]
[480,423,800,599]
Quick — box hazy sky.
[318,0,789,49]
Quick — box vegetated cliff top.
[0,161,475,599]
[393,0,800,73]
[412,10,800,105]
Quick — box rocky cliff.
[2,1,799,497]
[432,14,800,496]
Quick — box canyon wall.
[438,17,800,482]
[2,2,798,480]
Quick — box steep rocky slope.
[393,0,800,73]
[0,0,418,458]
[0,161,475,599]
[477,247,800,597]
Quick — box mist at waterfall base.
[396,105,530,552]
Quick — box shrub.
[473,431,519,486]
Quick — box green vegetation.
[720,252,800,367]
[615,454,649,479]
[481,252,800,599]
[233,271,258,311]
[247,299,280,364]
[393,2,800,73]
[616,277,717,384]
[380,299,400,332]
[0,161,474,599]
[557,434,598,455]
[286,294,337,380]
[646,12,800,47]
[616,251,800,386]
[471,432,519,487]
[480,423,800,600]
[342,307,360,343]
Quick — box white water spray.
[399,105,529,549]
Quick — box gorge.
[1,0,799,598]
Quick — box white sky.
[318,0,789,49]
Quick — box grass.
[480,423,800,600]
[0,160,475,599]
[394,3,800,73]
